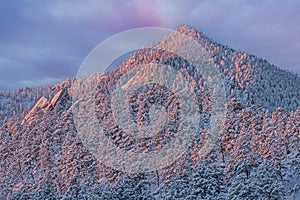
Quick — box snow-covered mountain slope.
[0,79,72,127]
[0,25,299,199]
[176,25,300,112]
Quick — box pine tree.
[227,171,259,200]
[113,173,153,200]
[255,162,286,199]
[187,158,226,199]
[161,171,192,200]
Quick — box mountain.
[0,25,299,199]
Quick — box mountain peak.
[176,24,195,31]
[175,24,203,38]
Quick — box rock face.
[21,89,69,125]
[50,88,68,108]
[0,25,299,199]
[21,96,49,125]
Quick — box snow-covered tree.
[227,170,259,200]
[187,157,226,199]
[255,162,286,199]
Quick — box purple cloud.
[0,0,299,91]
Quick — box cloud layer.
[0,0,299,91]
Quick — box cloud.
[0,0,167,91]
[0,0,299,91]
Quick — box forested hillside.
[0,25,299,199]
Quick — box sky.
[0,0,299,91]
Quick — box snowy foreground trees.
[1,97,299,198]
[1,92,299,199]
